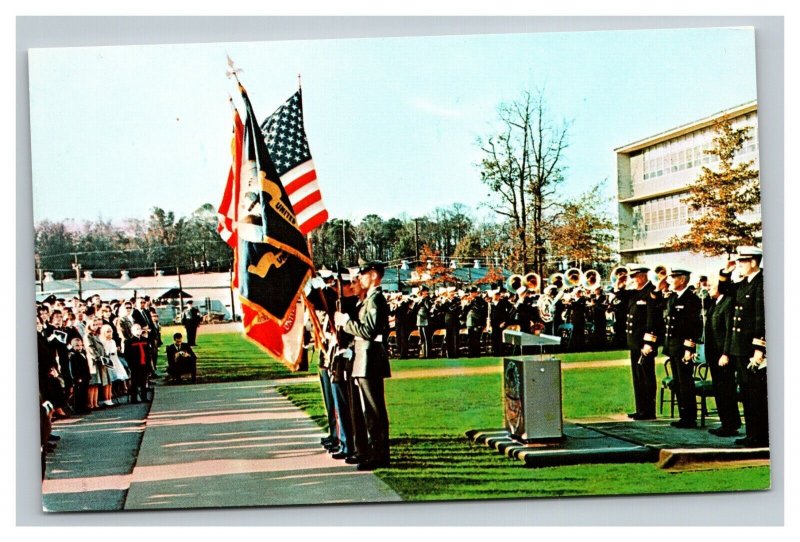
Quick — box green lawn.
[166,328,770,501]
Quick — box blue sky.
[28,26,757,226]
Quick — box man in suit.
[704,281,741,436]
[181,300,202,347]
[662,268,704,428]
[166,332,197,384]
[718,247,768,448]
[489,287,513,356]
[614,264,663,421]
[335,261,391,471]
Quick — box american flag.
[261,89,328,235]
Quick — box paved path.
[42,380,401,512]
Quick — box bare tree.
[478,89,569,275]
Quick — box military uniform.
[342,267,391,468]
[443,294,462,358]
[465,290,488,357]
[662,275,703,427]
[718,250,767,447]
[414,292,434,359]
[615,266,663,420]
[490,293,513,356]
[704,294,741,435]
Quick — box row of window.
[632,194,696,233]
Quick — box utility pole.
[72,253,82,299]
[414,218,420,264]
[229,259,237,322]
[342,220,347,264]
[176,265,184,314]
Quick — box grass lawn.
[169,327,769,501]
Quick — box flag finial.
[297,73,302,90]
[226,54,243,81]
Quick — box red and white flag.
[260,89,328,235]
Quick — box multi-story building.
[615,100,760,280]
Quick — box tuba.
[582,269,602,291]
[524,272,541,294]
[506,274,525,294]
[548,272,566,291]
[565,268,583,289]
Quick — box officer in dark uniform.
[614,264,662,420]
[704,281,741,436]
[442,289,462,358]
[662,268,704,428]
[391,295,411,359]
[181,301,202,347]
[718,247,767,448]
[489,287,513,356]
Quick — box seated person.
[166,332,197,384]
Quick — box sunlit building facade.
[615,101,760,280]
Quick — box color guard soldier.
[614,264,662,420]
[662,268,704,428]
[335,261,392,470]
[718,247,768,448]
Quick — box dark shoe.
[627,412,639,419]
[356,461,377,471]
[734,437,752,446]
[331,452,349,460]
[636,414,657,421]
[344,456,361,465]
[44,443,57,453]
[670,420,697,429]
[47,434,61,442]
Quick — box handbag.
[100,355,114,369]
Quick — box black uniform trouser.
[669,356,696,423]
[418,325,431,358]
[707,349,741,430]
[356,376,390,464]
[491,326,504,356]
[734,355,769,444]
[396,326,409,359]
[319,369,337,442]
[468,326,482,357]
[445,322,460,358]
[185,325,198,346]
[630,349,657,417]
[129,364,149,402]
[347,372,369,459]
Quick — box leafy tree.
[413,245,455,287]
[665,116,761,256]
[548,181,616,271]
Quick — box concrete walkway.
[42,380,401,512]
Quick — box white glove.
[334,348,354,361]
[334,312,350,328]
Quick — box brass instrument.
[649,264,668,289]
[506,274,525,294]
[548,273,566,291]
[565,268,583,288]
[582,269,602,291]
[524,272,541,294]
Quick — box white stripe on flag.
[296,200,327,225]
[289,180,322,205]
[282,161,316,191]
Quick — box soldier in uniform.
[614,264,662,420]
[465,286,488,357]
[489,287,513,356]
[704,280,741,436]
[335,261,392,470]
[662,268,704,428]
[718,247,768,448]
[181,300,202,347]
[414,286,434,359]
[442,288,462,358]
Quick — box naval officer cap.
[358,260,386,275]
[735,246,763,261]
[627,263,650,276]
[668,268,691,277]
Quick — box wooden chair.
[431,328,447,358]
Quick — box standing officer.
[465,286,488,357]
[614,264,662,421]
[335,261,391,470]
[662,268,704,428]
[414,286,433,359]
[442,288,462,358]
[718,247,768,448]
[704,281,741,436]
[181,300,202,347]
[489,287,513,356]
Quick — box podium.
[502,331,563,442]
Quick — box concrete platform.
[467,418,770,469]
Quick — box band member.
[704,281,741,436]
[442,288,462,358]
[489,287,512,356]
[414,286,433,359]
[662,268,704,428]
[614,264,662,420]
[718,247,768,448]
[335,261,391,471]
[465,286,488,357]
